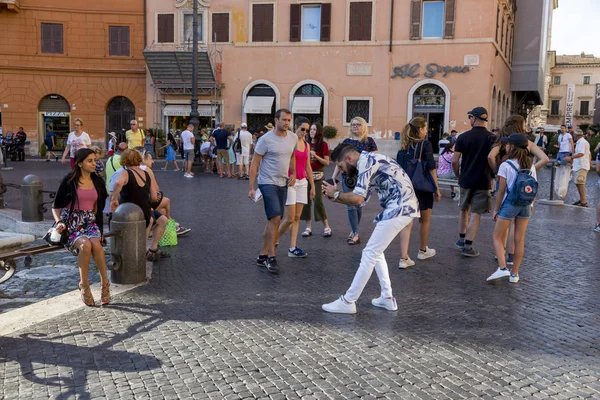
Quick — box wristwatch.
[333,191,340,200]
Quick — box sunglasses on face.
[299,127,308,132]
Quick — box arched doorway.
[411,83,446,153]
[106,96,135,144]
[290,83,325,125]
[38,94,70,151]
[243,84,277,131]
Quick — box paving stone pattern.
[0,160,599,399]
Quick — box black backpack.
[233,131,242,153]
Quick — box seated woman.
[437,141,457,198]
[52,148,110,306]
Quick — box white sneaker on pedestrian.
[486,268,510,282]
[371,296,398,311]
[322,296,357,314]
[509,273,520,283]
[398,257,415,269]
[593,224,600,233]
[417,247,436,260]
[184,173,193,178]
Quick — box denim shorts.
[556,151,572,166]
[258,184,287,220]
[497,200,532,220]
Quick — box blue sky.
[551,0,600,56]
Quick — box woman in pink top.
[52,148,110,307]
[278,117,316,258]
[436,141,457,198]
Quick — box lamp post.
[189,0,199,130]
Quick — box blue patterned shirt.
[352,152,420,222]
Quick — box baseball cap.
[241,122,248,128]
[500,133,529,149]
[467,107,489,121]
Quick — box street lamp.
[189,0,199,131]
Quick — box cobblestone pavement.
[0,160,599,399]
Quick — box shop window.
[349,1,372,41]
[211,12,229,42]
[344,97,372,125]
[553,76,561,85]
[109,26,130,56]
[252,3,274,42]
[183,12,204,43]
[41,23,63,54]
[550,100,560,116]
[580,101,589,116]
[157,14,175,43]
[583,76,591,85]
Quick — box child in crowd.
[436,141,457,199]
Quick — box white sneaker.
[322,296,357,314]
[509,273,520,283]
[371,296,398,311]
[398,257,415,269]
[593,224,600,233]
[417,247,436,260]
[486,268,510,282]
[184,173,193,178]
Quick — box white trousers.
[344,216,413,303]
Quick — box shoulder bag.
[407,141,436,193]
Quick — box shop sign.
[391,63,470,79]
[44,112,68,117]
[565,84,575,127]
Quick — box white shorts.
[285,178,308,205]
[236,154,249,165]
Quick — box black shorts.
[416,191,434,211]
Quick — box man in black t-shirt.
[451,107,494,257]
[211,122,232,177]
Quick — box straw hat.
[265,123,274,131]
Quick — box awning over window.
[292,97,322,114]
[164,105,216,117]
[243,96,274,114]
[143,51,216,94]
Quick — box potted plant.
[323,125,338,139]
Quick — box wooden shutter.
[290,4,301,42]
[212,13,229,42]
[158,14,174,43]
[349,2,372,41]
[41,23,63,54]
[41,23,52,53]
[410,0,422,40]
[253,4,274,42]
[109,26,130,56]
[443,0,456,38]
[320,3,331,41]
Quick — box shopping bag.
[158,219,178,247]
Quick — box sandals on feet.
[347,233,360,245]
[147,248,171,261]
[101,281,110,306]
[78,282,95,306]
[302,228,312,237]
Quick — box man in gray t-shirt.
[248,109,297,274]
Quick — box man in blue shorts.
[248,109,297,274]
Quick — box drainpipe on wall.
[143,0,147,49]
[389,0,394,53]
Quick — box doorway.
[106,96,135,144]
[414,112,443,154]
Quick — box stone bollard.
[21,175,43,222]
[109,203,147,284]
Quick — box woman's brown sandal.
[78,282,95,306]
[101,281,111,306]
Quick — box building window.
[583,76,591,85]
[422,1,444,38]
[290,3,331,42]
[211,12,229,42]
[343,97,372,125]
[41,23,63,54]
[302,5,321,41]
[109,26,130,57]
[349,1,373,41]
[495,5,500,43]
[252,3,274,42]
[553,76,561,85]
[500,15,505,51]
[580,101,590,116]
[157,14,175,43]
[551,100,560,116]
[183,13,204,43]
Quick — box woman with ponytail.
[396,117,441,268]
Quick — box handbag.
[407,141,436,193]
[158,219,178,247]
[43,222,68,246]
[312,171,324,181]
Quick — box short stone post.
[21,175,43,222]
[109,203,147,284]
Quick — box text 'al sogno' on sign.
[391,63,470,79]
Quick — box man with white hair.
[236,122,253,179]
[126,120,145,150]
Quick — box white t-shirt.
[181,129,194,151]
[558,133,573,153]
[498,159,537,203]
[67,131,91,158]
[573,138,591,171]
[237,129,253,156]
